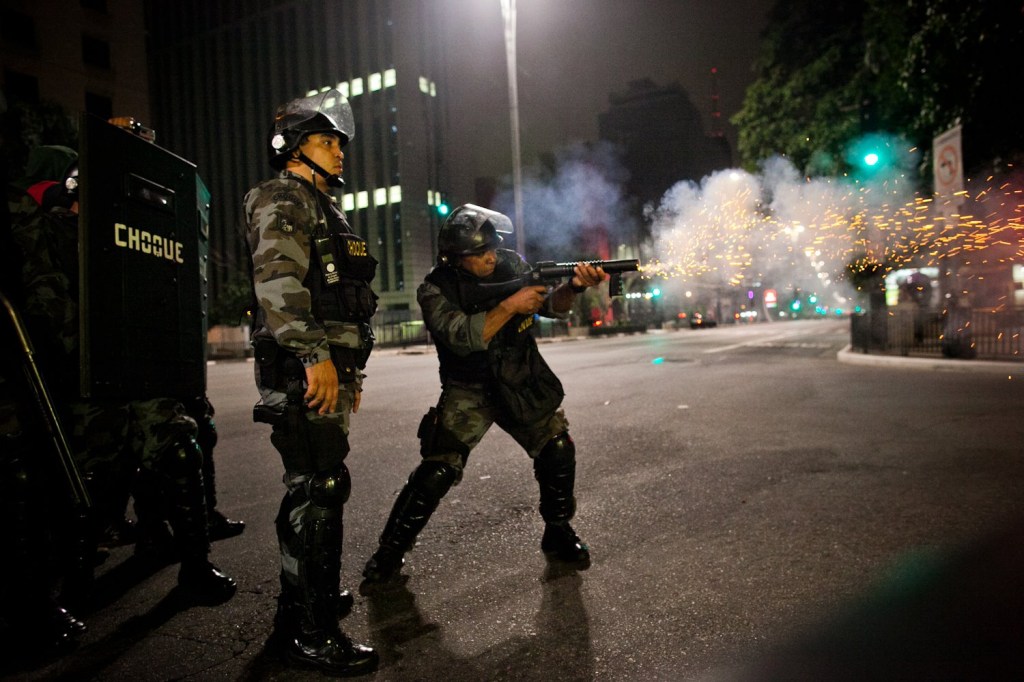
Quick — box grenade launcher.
[461,258,640,313]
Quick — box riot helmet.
[267,89,355,187]
[437,204,513,264]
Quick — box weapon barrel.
[536,258,640,279]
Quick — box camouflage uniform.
[415,257,569,474]
[1,147,92,650]
[245,170,376,626]
[11,197,235,604]
[363,246,589,583]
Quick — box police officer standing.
[245,90,378,676]
[362,204,603,584]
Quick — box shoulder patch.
[272,191,302,204]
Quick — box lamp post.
[500,0,525,254]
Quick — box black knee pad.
[409,460,459,499]
[157,436,204,478]
[535,432,575,470]
[307,465,351,509]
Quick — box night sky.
[440,0,776,184]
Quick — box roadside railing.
[851,308,1023,361]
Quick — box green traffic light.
[437,203,450,216]
[863,152,879,166]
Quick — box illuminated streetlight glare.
[500,0,525,253]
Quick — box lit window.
[429,81,436,97]
[320,86,331,93]
[350,78,364,97]
[306,89,319,97]
[374,187,387,206]
[356,191,368,209]
[419,76,429,94]
[427,189,435,204]
[336,82,349,99]
[323,96,336,109]
[384,69,396,88]
[369,72,382,92]
[389,185,402,203]
[342,194,355,212]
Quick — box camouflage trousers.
[422,381,569,482]
[257,378,357,592]
[70,398,198,476]
[69,398,199,531]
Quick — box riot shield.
[78,114,209,399]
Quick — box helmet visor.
[274,89,355,142]
[457,204,514,236]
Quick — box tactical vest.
[425,251,534,384]
[305,189,378,324]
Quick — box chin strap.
[297,151,345,188]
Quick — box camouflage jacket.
[244,171,367,369]
[11,206,80,398]
[417,249,563,357]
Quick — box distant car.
[689,312,717,329]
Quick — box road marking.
[702,332,802,354]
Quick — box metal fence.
[851,308,1023,361]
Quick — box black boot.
[208,509,245,541]
[275,488,378,676]
[156,438,236,603]
[178,558,236,604]
[534,433,590,568]
[272,596,378,677]
[198,423,245,540]
[541,521,591,565]
[362,461,458,583]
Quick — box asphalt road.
[9,319,1024,680]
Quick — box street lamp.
[500,0,525,254]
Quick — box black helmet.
[267,89,355,171]
[437,204,513,263]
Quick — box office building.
[145,0,450,318]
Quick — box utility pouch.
[417,406,439,456]
[330,346,360,384]
[271,403,315,471]
[490,341,564,426]
[254,337,283,390]
[416,402,470,460]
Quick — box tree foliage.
[732,0,1024,180]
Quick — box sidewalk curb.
[837,345,1020,376]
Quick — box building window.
[1,10,37,50]
[80,0,108,11]
[85,91,113,119]
[82,35,111,69]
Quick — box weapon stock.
[1,290,91,509]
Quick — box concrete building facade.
[1,0,150,122]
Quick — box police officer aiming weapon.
[362,204,622,588]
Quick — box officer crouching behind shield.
[244,89,378,677]
[362,204,604,585]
